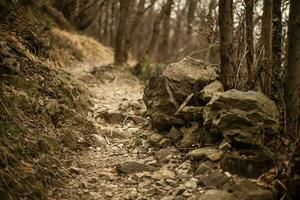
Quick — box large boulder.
[199,80,224,102]
[143,57,218,131]
[203,89,280,145]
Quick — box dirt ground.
[46,59,190,200]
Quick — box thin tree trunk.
[219,0,235,88]
[157,0,173,62]
[147,0,173,58]
[272,0,282,82]
[285,0,300,137]
[103,2,110,45]
[125,0,147,55]
[187,0,198,35]
[114,0,131,65]
[109,0,117,47]
[172,3,185,59]
[262,0,273,96]
[244,0,254,84]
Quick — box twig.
[164,77,179,109]
[234,45,248,88]
[261,66,287,137]
[251,46,265,90]
[175,93,194,115]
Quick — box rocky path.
[46,63,189,200]
[47,62,275,200]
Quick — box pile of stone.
[143,57,280,179]
[143,57,279,147]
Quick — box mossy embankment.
[0,1,113,199]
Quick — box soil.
[47,58,199,200]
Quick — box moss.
[0,191,12,200]
[0,122,21,137]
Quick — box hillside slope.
[0,1,113,199]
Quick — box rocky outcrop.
[143,57,218,131]
[203,89,280,145]
[199,80,224,102]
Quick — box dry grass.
[50,28,113,67]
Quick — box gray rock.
[143,57,218,131]
[166,127,183,143]
[179,106,204,121]
[195,161,216,175]
[149,134,171,147]
[203,89,280,145]
[92,134,108,148]
[189,190,237,200]
[229,179,274,200]
[180,123,201,147]
[218,140,231,151]
[152,167,176,180]
[199,80,224,102]
[200,171,230,189]
[184,178,198,189]
[221,150,274,178]
[89,192,102,199]
[116,161,157,174]
[148,133,164,145]
[187,146,223,162]
[155,148,173,162]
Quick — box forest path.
[47,61,190,200]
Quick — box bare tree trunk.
[147,0,173,59]
[244,0,254,84]
[109,0,117,47]
[157,0,173,62]
[285,0,300,137]
[219,0,235,88]
[272,0,282,82]
[172,3,185,59]
[262,0,273,96]
[103,1,110,45]
[114,0,131,65]
[187,0,198,35]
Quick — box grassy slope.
[0,1,113,199]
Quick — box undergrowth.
[0,1,99,199]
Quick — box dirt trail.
[46,61,189,200]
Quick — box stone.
[195,161,215,175]
[218,140,231,151]
[152,167,176,180]
[189,190,237,200]
[229,179,274,200]
[184,178,198,189]
[89,192,102,199]
[159,138,172,147]
[116,161,157,174]
[199,80,224,102]
[92,134,108,148]
[187,146,223,162]
[221,150,274,178]
[180,106,204,121]
[46,99,60,117]
[161,196,175,200]
[152,112,185,131]
[200,171,230,189]
[155,148,173,162]
[203,89,280,145]
[166,126,183,143]
[180,123,201,147]
[70,167,82,175]
[143,57,218,131]
[148,133,164,145]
